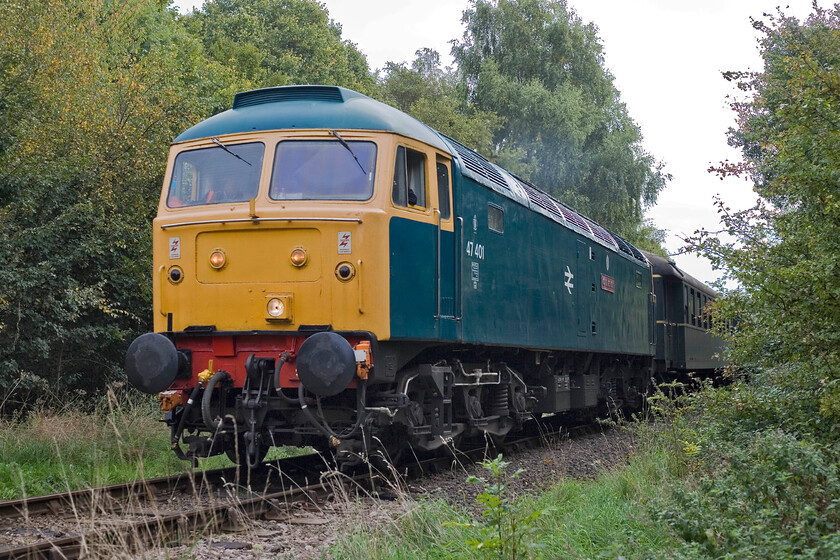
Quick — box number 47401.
[466,241,485,260]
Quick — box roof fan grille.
[233,86,343,109]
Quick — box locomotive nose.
[296,332,357,397]
[125,332,179,394]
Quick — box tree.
[452,0,668,238]
[691,4,840,418]
[0,0,233,405]
[184,0,376,94]
[379,48,501,155]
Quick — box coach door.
[435,158,457,340]
[576,240,591,337]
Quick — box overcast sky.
[173,0,828,282]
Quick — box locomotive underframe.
[165,333,651,468]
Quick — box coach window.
[393,146,427,208]
[436,161,451,219]
[690,288,696,326]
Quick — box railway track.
[0,419,600,559]
[0,452,333,560]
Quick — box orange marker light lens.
[290,248,308,267]
[209,250,226,269]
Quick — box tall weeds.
[0,386,182,499]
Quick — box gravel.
[144,425,637,559]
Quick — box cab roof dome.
[174,85,451,153]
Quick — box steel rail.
[0,420,604,559]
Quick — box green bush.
[648,365,840,559]
[659,428,840,558]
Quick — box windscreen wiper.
[211,137,252,166]
[330,130,367,175]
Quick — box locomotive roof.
[174,85,451,152]
[643,251,717,296]
[175,85,647,265]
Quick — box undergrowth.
[331,444,685,559]
[0,386,302,500]
[334,369,840,559]
[652,366,840,559]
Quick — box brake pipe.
[273,352,298,404]
[201,370,232,431]
[171,367,215,454]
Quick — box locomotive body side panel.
[454,173,652,356]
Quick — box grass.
[332,374,840,559]
[0,387,307,500]
[331,443,689,560]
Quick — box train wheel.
[225,435,269,469]
[369,428,406,470]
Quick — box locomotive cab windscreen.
[166,139,378,207]
[167,141,264,207]
[270,139,376,200]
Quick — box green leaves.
[459,454,544,560]
[0,0,231,405]
[694,6,840,393]
[186,0,377,94]
[379,49,502,155]
[452,0,668,239]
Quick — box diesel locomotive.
[125,85,725,468]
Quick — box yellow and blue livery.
[125,86,723,468]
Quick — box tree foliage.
[184,0,377,94]
[452,0,668,237]
[0,0,234,404]
[379,48,501,155]
[691,5,840,416]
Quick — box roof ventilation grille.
[233,86,343,109]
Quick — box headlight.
[265,295,292,321]
[267,298,285,317]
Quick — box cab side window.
[436,161,451,219]
[393,146,426,208]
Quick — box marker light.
[290,247,308,267]
[335,262,356,282]
[168,266,183,284]
[267,298,285,317]
[209,250,226,269]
